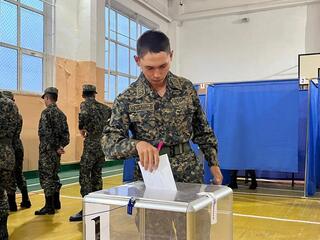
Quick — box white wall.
[305,3,320,53]
[177,5,310,83]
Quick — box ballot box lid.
[84,181,232,213]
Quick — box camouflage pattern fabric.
[0,93,19,217]
[101,71,219,184]
[79,97,111,197]
[38,103,70,196]
[7,113,28,195]
[0,171,11,217]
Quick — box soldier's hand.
[210,166,223,185]
[136,141,159,172]
[80,129,88,138]
[57,147,65,155]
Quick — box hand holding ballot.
[136,140,161,172]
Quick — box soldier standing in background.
[35,87,70,215]
[2,91,31,211]
[0,91,19,240]
[69,84,111,222]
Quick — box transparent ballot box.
[83,181,233,240]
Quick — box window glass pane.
[20,0,43,11]
[110,9,116,40]
[130,20,137,40]
[117,45,129,74]
[105,7,109,38]
[110,41,116,71]
[0,0,17,45]
[141,25,149,34]
[109,75,116,101]
[117,13,129,45]
[21,7,43,52]
[0,46,17,90]
[130,39,136,49]
[130,50,137,77]
[22,54,42,92]
[105,39,108,69]
[117,76,129,95]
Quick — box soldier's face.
[135,51,172,85]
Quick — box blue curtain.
[305,81,320,196]
[207,80,299,172]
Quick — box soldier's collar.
[167,72,182,90]
[47,102,57,108]
[136,72,182,98]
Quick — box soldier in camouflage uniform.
[0,91,19,240]
[101,30,223,239]
[2,91,31,211]
[69,84,111,222]
[35,87,70,215]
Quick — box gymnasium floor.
[7,166,320,240]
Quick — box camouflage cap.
[82,84,97,93]
[41,87,58,99]
[2,91,14,101]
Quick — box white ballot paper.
[138,154,177,191]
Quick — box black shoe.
[249,181,258,190]
[20,188,31,208]
[20,200,32,208]
[0,214,8,240]
[35,196,55,215]
[54,191,61,210]
[8,194,17,212]
[69,210,83,222]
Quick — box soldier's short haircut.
[137,30,171,57]
[82,91,95,98]
[46,93,58,102]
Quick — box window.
[0,0,46,93]
[105,6,151,102]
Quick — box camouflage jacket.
[38,103,70,151]
[101,71,219,166]
[79,97,111,141]
[0,93,19,170]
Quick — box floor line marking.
[27,168,123,187]
[234,213,320,225]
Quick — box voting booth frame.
[83,181,233,240]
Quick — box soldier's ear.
[134,55,140,67]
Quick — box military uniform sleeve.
[101,98,138,159]
[78,102,88,130]
[191,87,219,167]
[59,114,70,148]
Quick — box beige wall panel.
[14,94,44,170]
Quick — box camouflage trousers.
[6,149,28,195]
[79,139,104,197]
[135,151,204,183]
[39,149,61,196]
[0,170,11,217]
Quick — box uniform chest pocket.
[129,110,155,123]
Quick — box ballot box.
[83,181,233,240]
